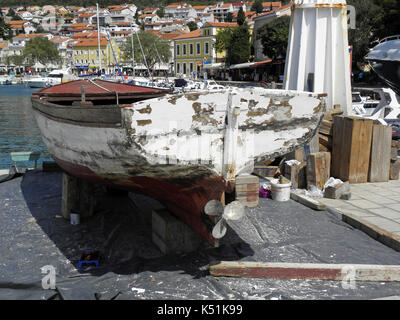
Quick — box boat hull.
[27,81,49,88]
[32,87,326,244]
[368,60,400,96]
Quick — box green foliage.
[187,21,198,31]
[0,15,11,40]
[23,36,60,64]
[121,31,171,71]
[256,15,290,60]
[251,0,263,14]
[347,0,384,67]
[226,24,251,65]
[156,7,164,18]
[237,7,245,26]
[215,27,233,53]
[225,12,233,23]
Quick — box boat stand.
[61,172,95,221]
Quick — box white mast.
[96,3,102,74]
[131,23,135,77]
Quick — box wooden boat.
[31,79,326,246]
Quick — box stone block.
[152,209,203,255]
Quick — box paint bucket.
[271,182,291,202]
[70,213,80,225]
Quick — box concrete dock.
[319,179,400,252]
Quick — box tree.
[187,21,198,31]
[23,36,60,64]
[156,7,165,18]
[215,28,233,54]
[225,12,233,23]
[256,15,290,60]
[227,24,251,65]
[7,8,22,20]
[0,15,11,40]
[347,0,384,69]
[237,7,246,26]
[122,31,171,76]
[251,0,263,14]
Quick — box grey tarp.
[1,170,400,300]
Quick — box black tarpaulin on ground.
[1,170,400,300]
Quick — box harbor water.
[0,85,52,169]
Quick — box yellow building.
[173,22,238,77]
[72,36,122,74]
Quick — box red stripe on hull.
[53,156,224,246]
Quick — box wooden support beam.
[368,124,392,182]
[209,261,400,282]
[290,190,326,211]
[306,152,331,190]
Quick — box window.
[196,42,200,55]
[183,44,187,55]
[189,43,193,55]
[176,44,180,56]
[176,62,180,73]
[205,41,209,55]
[183,63,187,74]
[190,62,193,73]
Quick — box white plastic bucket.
[70,213,80,225]
[271,183,291,202]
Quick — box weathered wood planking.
[368,124,392,182]
[284,162,307,189]
[290,191,326,211]
[306,152,331,190]
[332,116,373,183]
[209,261,400,282]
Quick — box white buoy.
[283,0,352,115]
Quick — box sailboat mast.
[131,23,135,77]
[97,3,102,74]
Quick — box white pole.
[97,3,102,74]
[131,24,135,77]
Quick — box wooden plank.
[318,120,333,136]
[368,124,392,182]
[209,261,400,282]
[332,116,373,183]
[290,191,326,211]
[319,133,332,149]
[253,165,279,178]
[306,152,331,190]
[390,158,400,180]
[284,162,307,189]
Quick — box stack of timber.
[235,174,259,208]
[391,140,400,180]
[318,106,343,152]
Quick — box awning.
[230,62,253,69]
[250,59,272,67]
[32,62,45,69]
[203,62,224,70]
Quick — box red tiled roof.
[174,28,201,40]
[72,38,108,47]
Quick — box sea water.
[0,85,52,169]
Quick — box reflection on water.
[0,85,52,169]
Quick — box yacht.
[365,35,400,96]
[26,68,77,88]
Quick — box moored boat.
[31,79,326,245]
[365,35,400,96]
